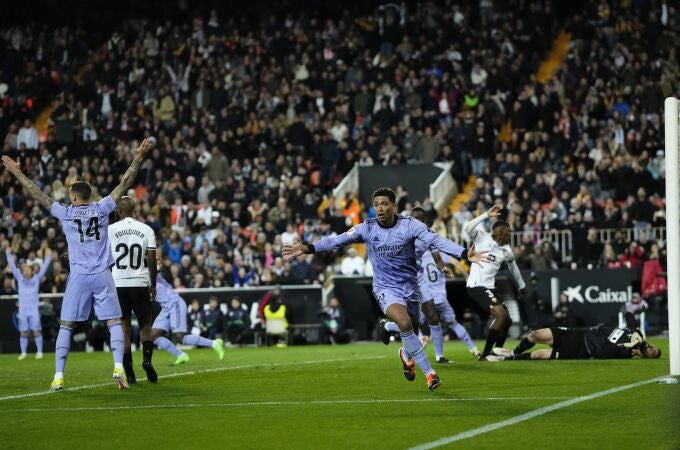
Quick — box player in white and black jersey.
[463,202,526,360]
[108,196,158,383]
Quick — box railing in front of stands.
[596,227,666,245]
[510,229,573,262]
[509,227,666,264]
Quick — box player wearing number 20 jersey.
[109,217,156,288]
[108,196,158,384]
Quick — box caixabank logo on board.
[563,285,632,304]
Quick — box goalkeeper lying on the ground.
[489,314,661,360]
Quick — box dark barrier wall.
[333,268,642,339]
[521,268,641,326]
[0,286,321,352]
[358,164,445,207]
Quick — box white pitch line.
[0,356,384,402]
[408,375,667,450]
[0,397,576,414]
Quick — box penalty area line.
[407,375,667,450]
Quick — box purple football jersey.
[313,215,465,298]
[51,195,116,274]
[156,274,182,311]
[6,250,52,310]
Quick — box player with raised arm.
[380,207,480,363]
[462,201,526,361]
[283,187,487,391]
[5,245,52,359]
[1,138,151,391]
[109,196,158,384]
[151,267,225,364]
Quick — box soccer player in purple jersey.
[151,266,225,364]
[1,138,152,391]
[381,207,480,362]
[5,246,52,359]
[283,187,487,391]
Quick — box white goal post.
[665,97,680,375]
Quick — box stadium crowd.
[0,0,676,303]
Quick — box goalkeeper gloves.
[620,330,644,348]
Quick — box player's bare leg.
[528,349,552,359]
[494,328,554,360]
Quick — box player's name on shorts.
[113,228,146,240]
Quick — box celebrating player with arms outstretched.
[151,269,225,364]
[5,245,52,359]
[1,138,152,391]
[380,207,479,362]
[283,187,487,391]
[463,201,526,361]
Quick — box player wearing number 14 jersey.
[109,196,158,384]
[1,138,152,391]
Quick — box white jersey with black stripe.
[108,217,156,287]
[465,227,515,290]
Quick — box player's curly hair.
[492,220,510,230]
[372,187,396,203]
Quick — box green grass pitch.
[0,339,678,450]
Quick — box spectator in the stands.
[340,247,365,276]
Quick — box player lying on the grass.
[462,201,526,360]
[380,207,480,362]
[2,138,151,391]
[283,187,487,391]
[152,269,224,364]
[490,323,661,360]
[5,245,52,360]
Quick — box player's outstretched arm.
[36,250,53,280]
[4,247,24,281]
[282,240,306,260]
[432,251,452,277]
[413,220,488,266]
[282,225,365,261]
[109,139,152,201]
[1,156,53,211]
